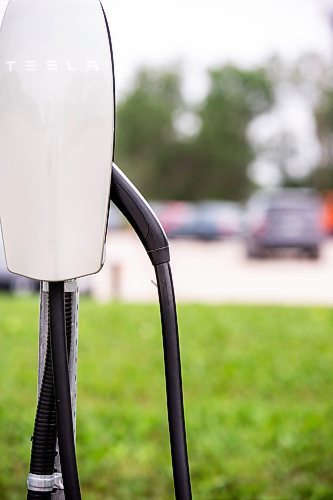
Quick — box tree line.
[115,55,333,201]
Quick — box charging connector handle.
[110,164,192,499]
[111,163,170,266]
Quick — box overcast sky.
[102,0,333,100]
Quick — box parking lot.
[85,231,333,305]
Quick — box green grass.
[1,297,333,498]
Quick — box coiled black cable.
[27,492,53,499]
[27,294,57,500]
[27,289,75,499]
[49,281,81,500]
[155,262,192,500]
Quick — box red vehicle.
[322,192,333,236]
[150,201,195,236]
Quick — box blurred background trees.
[314,82,333,189]
[194,66,274,200]
[116,68,183,198]
[115,56,333,201]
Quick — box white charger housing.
[0,0,114,281]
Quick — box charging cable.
[111,163,192,499]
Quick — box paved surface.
[80,231,333,305]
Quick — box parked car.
[168,201,242,241]
[0,240,39,292]
[244,189,324,259]
[107,202,125,231]
[150,201,195,237]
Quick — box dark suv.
[245,189,324,259]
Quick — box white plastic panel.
[0,0,114,281]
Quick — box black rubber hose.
[27,296,57,500]
[49,281,81,500]
[111,164,192,497]
[155,262,192,500]
[27,492,53,499]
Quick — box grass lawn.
[1,296,333,499]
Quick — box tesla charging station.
[0,0,192,498]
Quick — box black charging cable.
[111,163,192,499]
[49,281,81,500]
[27,300,57,500]
[27,287,78,499]
[155,262,192,499]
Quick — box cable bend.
[111,164,192,499]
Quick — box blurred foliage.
[116,65,274,201]
[285,53,333,191]
[116,68,184,198]
[115,54,333,200]
[195,66,274,200]
[314,83,333,190]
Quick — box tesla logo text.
[3,60,100,72]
